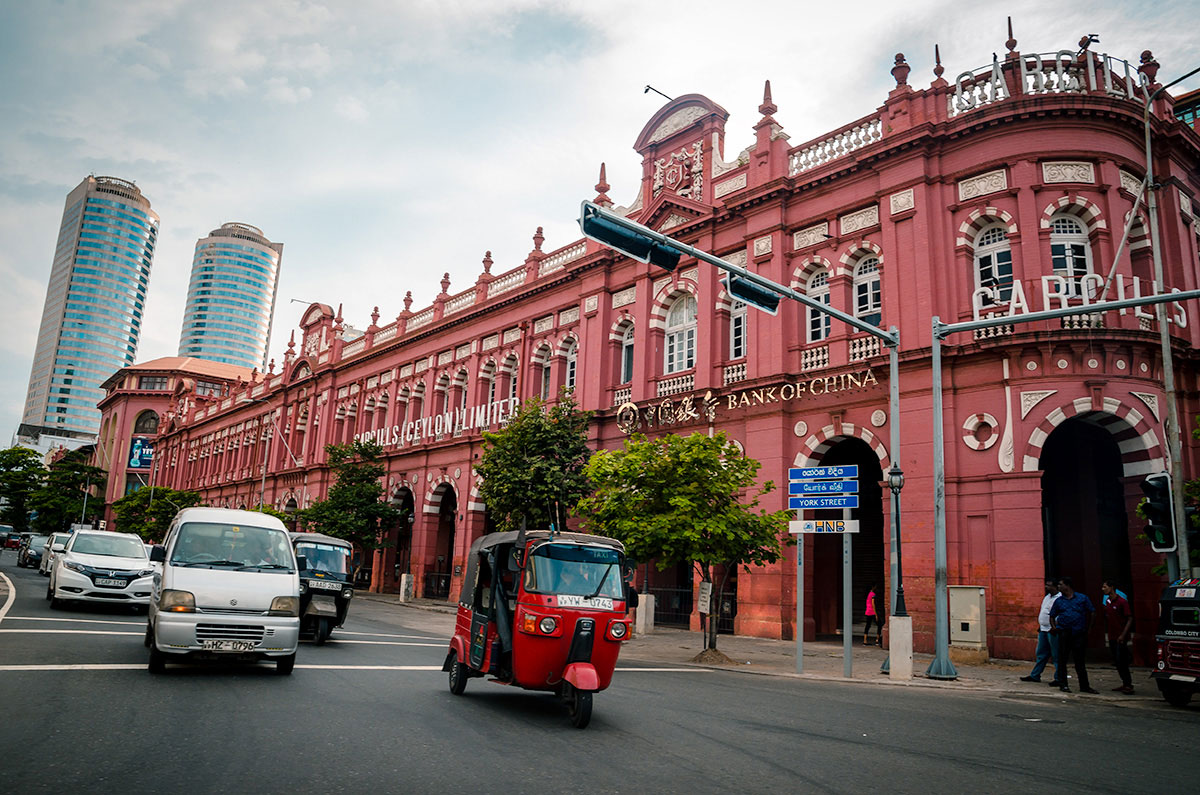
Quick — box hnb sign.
[789,519,860,534]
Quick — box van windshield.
[170,522,294,571]
[524,544,624,597]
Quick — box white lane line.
[617,667,714,673]
[2,616,143,626]
[327,639,446,648]
[0,629,142,636]
[0,572,15,624]
[0,664,146,671]
[335,630,445,641]
[0,663,713,673]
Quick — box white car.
[39,532,71,576]
[48,530,156,610]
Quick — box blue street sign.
[789,495,860,510]
[789,465,858,480]
[789,480,860,495]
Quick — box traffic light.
[1141,472,1176,553]
[722,274,782,315]
[579,202,683,271]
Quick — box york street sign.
[788,495,860,510]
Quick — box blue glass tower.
[20,176,158,441]
[178,223,283,370]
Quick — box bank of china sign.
[616,369,879,435]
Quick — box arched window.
[434,373,450,415]
[454,368,469,411]
[664,295,697,374]
[480,361,497,405]
[535,344,553,400]
[973,225,1013,302]
[729,301,748,359]
[411,381,426,419]
[620,324,635,384]
[502,354,519,401]
[1049,215,1092,297]
[564,340,578,391]
[853,257,882,327]
[806,270,831,343]
[133,410,159,435]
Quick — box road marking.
[327,639,446,648]
[0,662,713,673]
[296,665,443,670]
[336,630,445,641]
[616,667,714,673]
[0,572,14,624]
[0,664,146,671]
[0,629,142,636]
[2,616,144,626]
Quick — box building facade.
[178,222,283,370]
[20,176,159,443]
[108,35,1200,663]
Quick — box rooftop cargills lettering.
[354,397,521,449]
[971,274,1188,328]
[614,370,879,435]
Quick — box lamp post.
[887,463,907,617]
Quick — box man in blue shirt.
[1049,576,1098,694]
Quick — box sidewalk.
[359,594,1161,705]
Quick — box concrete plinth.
[888,615,913,680]
[635,594,655,635]
[949,645,989,665]
[398,573,414,603]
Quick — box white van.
[147,507,301,675]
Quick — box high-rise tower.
[178,222,283,370]
[19,176,159,443]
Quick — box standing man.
[1101,580,1135,694]
[1049,576,1098,694]
[1021,579,1060,684]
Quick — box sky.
[1,0,1197,442]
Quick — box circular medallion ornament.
[793,421,808,437]
[1087,359,1099,369]
[454,467,462,479]
[1140,362,1149,373]
[427,472,433,482]
[1026,362,1037,371]
[1116,360,1127,370]
[871,410,887,428]
[1057,359,1069,369]
[962,413,999,450]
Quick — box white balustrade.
[487,269,526,299]
[723,362,747,385]
[848,336,881,362]
[408,308,434,331]
[443,289,477,316]
[788,117,882,176]
[613,386,631,407]
[539,242,587,277]
[656,373,694,397]
[801,346,829,372]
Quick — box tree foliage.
[0,447,46,533]
[298,440,399,559]
[578,431,791,650]
[111,486,204,542]
[29,449,106,534]
[475,392,593,532]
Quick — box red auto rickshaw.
[443,528,632,728]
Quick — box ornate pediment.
[638,194,710,236]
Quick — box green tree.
[578,431,791,652]
[111,486,204,541]
[298,440,399,576]
[29,449,106,534]
[475,392,593,532]
[0,447,46,533]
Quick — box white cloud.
[263,76,313,104]
[334,95,369,122]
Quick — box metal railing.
[423,572,451,600]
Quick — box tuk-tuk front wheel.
[448,651,468,695]
[314,617,332,645]
[565,684,593,729]
[1160,681,1193,708]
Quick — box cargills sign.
[616,369,880,435]
[354,397,521,449]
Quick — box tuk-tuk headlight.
[269,596,300,616]
[607,621,629,640]
[539,616,558,634]
[299,581,307,594]
[160,590,195,613]
[341,588,353,600]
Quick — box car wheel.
[1163,683,1193,708]
[448,651,468,695]
[45,581,53,602]
[276,653,296,676]
[148,636,166,674]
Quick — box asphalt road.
[1,556,1196,794]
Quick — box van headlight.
[269,596,299,616]
[161,590,195,613]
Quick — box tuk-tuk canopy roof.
[288,531,353,550]
[467,529,624,557]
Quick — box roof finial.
[1139,50,1161,86]
[1005,16,1017,58]
[891,53,911,87]
[593,163,612,207]
[335,303,343,325]
[532,226,544,252]
[482,250,493,273]
[759,79,777,115]
[402,290,412,313]
[440,272,451,295]
[371,306,380,327]
[933,44,945,79]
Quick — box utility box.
[949,586,987,649]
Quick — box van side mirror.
[150,546,166,563]
[296,555,307,572]
[52,544,66,553]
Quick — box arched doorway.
[810,438,885,639]
[1040,414,1131,645]
[388,488,415,588]
[426,485,457,600]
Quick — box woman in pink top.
[864,584,883,646]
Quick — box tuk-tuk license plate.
[308,579,342,590]
[557,595,613,610]
[1177,588,1197,598]
[201,640,256,651]
[95,578,126,587]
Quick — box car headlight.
[137,569,155,577]
[269,596,299,616]
[160,590,196,613]
[341,588,353,600]
[63,560,86,573]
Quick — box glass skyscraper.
[178,222,283,370]
[19,176,159,441]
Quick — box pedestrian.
[1049,576,1098,694]
[863,583,882,646]
[1101,579,1135,694]
[1021,578,1061,684]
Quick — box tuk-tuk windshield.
[525,543,624,597]
[296,542,350,577]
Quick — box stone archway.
[425,483,457,600]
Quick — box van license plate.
[95,578,125,587]
[201,640,255,651]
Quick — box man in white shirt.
[1021,579,1061,684]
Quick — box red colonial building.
[100,32,1200,663]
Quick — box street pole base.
[881,656,889,674]
[925,655,958,680]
